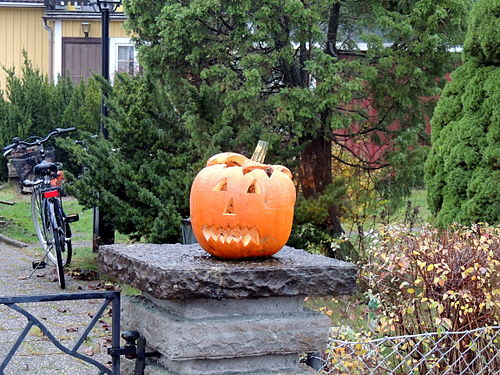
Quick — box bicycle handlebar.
[2,142,18,155]
[2,127,76,156]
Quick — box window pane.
[118,45,133,60]
[128,46,135,59]
[117,45,136,75]
[117,61,128,73]
[128,61,135,75]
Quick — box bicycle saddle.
[34,160,58,177]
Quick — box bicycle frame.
[3,127,77,289]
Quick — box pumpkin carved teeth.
[202,225,260,246]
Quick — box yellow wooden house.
[0,0,135,89]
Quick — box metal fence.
[313,326,499,375]
[0,292,120,375]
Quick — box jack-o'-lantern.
[190,152,296,259]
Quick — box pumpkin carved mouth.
[202,225,260,246]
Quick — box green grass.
[0,183,128,244]
[305,294,370,330]
[67,246,98,271]
[0,184,94,243]
[391,189,431,224]
[1,184,140,294]
[1,183,133,279]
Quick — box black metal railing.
[0,292,120,375]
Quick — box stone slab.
[121,295,330,361]
[146,294,304,319]
[99,244,357,300]
[122,358,316,375]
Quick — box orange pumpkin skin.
[190,152,296,259]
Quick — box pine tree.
[0,55,76,180]
[425,0,499,225]
[65,74,195,242]
[124,0,470,234]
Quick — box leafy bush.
[463,0,500,66]
[319,224,499,374]
[289,145,417,260]
[363,224,499,335]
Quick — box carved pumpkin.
[190,152,296,259]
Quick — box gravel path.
[0,242,114,374]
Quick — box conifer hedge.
[425,0,499,225]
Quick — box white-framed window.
[109,38,138,81]
[117,45,136,75]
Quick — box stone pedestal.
[98,244,357,375]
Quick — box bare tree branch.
[332,126,395,137]
[332,135,389,168]
[331,152,390,170]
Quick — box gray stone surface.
[161,355,302,374]
[122,358,317,375]
[0,234,28,248]
[99,244,357,300]
[147,294,305,319]
[122,295,330,362]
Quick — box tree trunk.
[297,136,344,236]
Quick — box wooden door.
[62,37,101,83]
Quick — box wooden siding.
[0,7,49,90]
[62,20,129,38]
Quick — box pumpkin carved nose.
[224,198,235,215]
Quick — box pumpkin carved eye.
[213,178,228,191]
[247,180,261,194]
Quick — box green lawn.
[0,183,94,243]
[391,189,431,224]
[0,183,127,244]
[1,183,135,289]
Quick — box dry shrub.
[363,224,499,334]
[322,224,499,374]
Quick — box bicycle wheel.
[31,186,47,246]
[64,222,73,266]
[56,200,72,267]
[45,201,66,289]
[32,190,72,267]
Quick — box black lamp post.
[93,0,121,136]
[92,0,122,251]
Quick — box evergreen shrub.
[64,75,195,242]
[424,0,499,225]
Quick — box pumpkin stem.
[250,140,269,163]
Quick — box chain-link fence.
[312,326,499,374]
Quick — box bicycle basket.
[9,146,55,183]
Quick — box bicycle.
[3,127,79,289]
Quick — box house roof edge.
[0,1,45,7]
